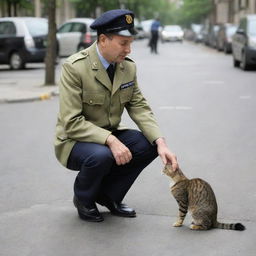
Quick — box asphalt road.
[0,40,255,256]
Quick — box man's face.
[99,34,134,63]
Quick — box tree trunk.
[44,0,57,86]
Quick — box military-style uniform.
[55,42,162,167]
[54,9,163,212]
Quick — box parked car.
[140,19,154,38]
[191,24,203,43]
[201,23,211,45]
[57,18,96,57]
[208,25,220,48]
[0,17,48,69]
[134,19,146,39]
[217,23,237,53]
[161,25,184,42]
[232,15,256,70]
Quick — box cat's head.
[162,164,176,178]
[162,164,187,182]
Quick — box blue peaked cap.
[90,9,137,36]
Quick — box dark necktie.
[107,64,115,83]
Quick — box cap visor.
[116,28,138,36]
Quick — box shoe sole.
[110,212,136,218]
[78,212,104,222]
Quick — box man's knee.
[68,142,114,171]
[83,146,113,169]
[117,129,157,156]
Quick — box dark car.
[191,24,203,43]
[208,25,220,48]
[232,15,256,70]
[201,23,211,46]
[0,17,48,69]
[217,23,237,53]
[56,18,96,57]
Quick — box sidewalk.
[0,64,60,104]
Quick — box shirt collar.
[96,43,113,70]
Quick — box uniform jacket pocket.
[83,93,105,105]
[120,87,133,104]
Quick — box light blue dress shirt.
[96,44,113,69]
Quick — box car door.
[57,22,86,57]
[57,22,73,57]
[0,21,17,63]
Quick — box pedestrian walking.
[54,9,178,222]
[149,18,161,54]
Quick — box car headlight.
[248,38,256,49]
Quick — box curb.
[0,89,59,104]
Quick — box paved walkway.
[0,63,60,104]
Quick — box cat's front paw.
[173,221,183,227]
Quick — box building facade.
[215,0,256,24]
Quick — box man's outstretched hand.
[155,137,178,171]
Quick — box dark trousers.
[150,31,159,53]
[67,129,158,207]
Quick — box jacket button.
[89,100,93,104]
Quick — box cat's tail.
[214,221,245,231]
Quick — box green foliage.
[68,0,174,24]
[67,0,212,27]
[175,0,213,27]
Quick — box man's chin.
[117,56,126,63]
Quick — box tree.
[44,0,57,86]
[175,0,213,27]
[68,0,174,23]
[4,0,32,16]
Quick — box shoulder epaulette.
[67,50,89,64]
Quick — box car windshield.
[24,19,48,36]
[165,26,182,32]
[248,20,256,36]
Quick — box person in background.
[149,18,161,54]
[54,9,178,223]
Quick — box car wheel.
[240,51,249,70]
[9,52,25,70]
[233,56,240,68]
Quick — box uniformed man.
[54,9,178,222]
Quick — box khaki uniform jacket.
[55,42,163,167]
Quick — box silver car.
[232,15,256,70]
[57,18,96,57]
[161,25,184,42]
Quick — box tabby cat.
[162,164,245,231]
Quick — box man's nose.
[125,44,131,54]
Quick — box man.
[54,9,178,222]
[150,18,161,54]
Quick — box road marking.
[159,106,192,110]
[239,95,251,100]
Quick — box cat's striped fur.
[163,164,245,231]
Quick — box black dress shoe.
[73,196,104,222]
[97,197,136,217]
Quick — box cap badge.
[125,15,133,24]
